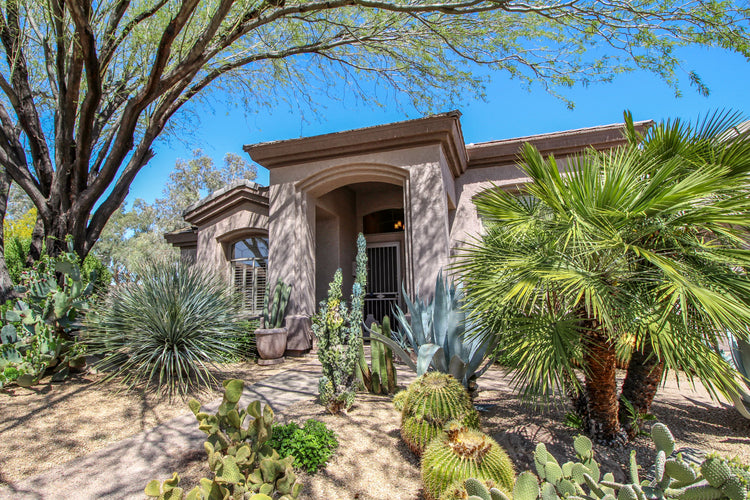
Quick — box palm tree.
[456,111,750,443]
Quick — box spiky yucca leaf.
[87,258,242,397]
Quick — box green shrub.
[268,419,338,474]
[227,319,259,361]
[86,258,242,396]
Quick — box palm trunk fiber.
[619,336,664,440]
[582,326,622,444]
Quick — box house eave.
[466,120,654,169]
[183,182,269,227]
[244,111,469,178]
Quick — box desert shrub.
[268,419,339,474]
[86,258,242,396]
[226,319,259,361]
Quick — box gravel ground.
[2,361,748,498]
[167,367,750,499]
[0,357,307,486]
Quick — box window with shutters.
[230,236,268,315]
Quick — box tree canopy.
[0,0,748,296]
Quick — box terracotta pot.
[255,327,288,365]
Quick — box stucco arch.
[295,163,409,197]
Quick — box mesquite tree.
[0,0,748,299]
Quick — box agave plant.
[729,336,750,419]
[86,258,242,397]
[369,272,495,390]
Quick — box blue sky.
[129,46,749,205]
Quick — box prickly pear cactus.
[401,372,480,456]
[422,422,515,500]
[510,423,750,500]
[313,233,368,414]
[147,379,303,500]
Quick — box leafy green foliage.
[267,419,339,474]
[86,258,242,396]
[313,233,367,414]
[145,379,302,500]
[456,110,750,439]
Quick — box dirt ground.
[2,362,748,499]
[165,367,750,500]
[0,357,306,486]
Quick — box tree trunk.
[582,325,623,444]
[24,214,45,266]
[0,169,16,303]
[619,334,664,440]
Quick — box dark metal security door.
[364,242,401,325]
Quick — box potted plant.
[255,279,291,365]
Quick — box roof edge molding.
[466,120,654,169]
[295,163,409,198]
[245,111,468,178]
[184,180,269,226]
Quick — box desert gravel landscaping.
[0,357,308,486]
[148,363,750,500]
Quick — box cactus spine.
[422,422,515,500]
[401,372,480,456]
[357,316,397,394]
[313,233,368,414]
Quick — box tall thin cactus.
[313,233,367,414]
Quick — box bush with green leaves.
[86,258,242,396]
[267,419,339,474]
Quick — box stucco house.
[165,111,651,355]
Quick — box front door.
[364,241,401,326]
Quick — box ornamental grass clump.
[86,258,242,397]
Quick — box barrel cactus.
[440,477,511,500]
[401,372,480,455]
[422,422,515,500]
[393,389,409,411]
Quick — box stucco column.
[268,183,314,354]
[406,163,451,297]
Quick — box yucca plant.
[456,110,750,442]
[86,258,242,397]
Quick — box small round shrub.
[86,258,242,396]
[268,419,339,474]
[422,422,515,500]
[401,372,479,456]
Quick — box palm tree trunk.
[582,325,622,443]
[619,335,664,440]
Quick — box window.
[230,236,268,315]
[363,208,405,234]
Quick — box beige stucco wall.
[315,187,357,302]
[268,144,455,321]
[194,202,269,283]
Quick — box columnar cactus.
[263,279,291,329]
[313,233,368,414]
[421,422,516,500]
[401,372,480,455]
[357,316,397,394]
